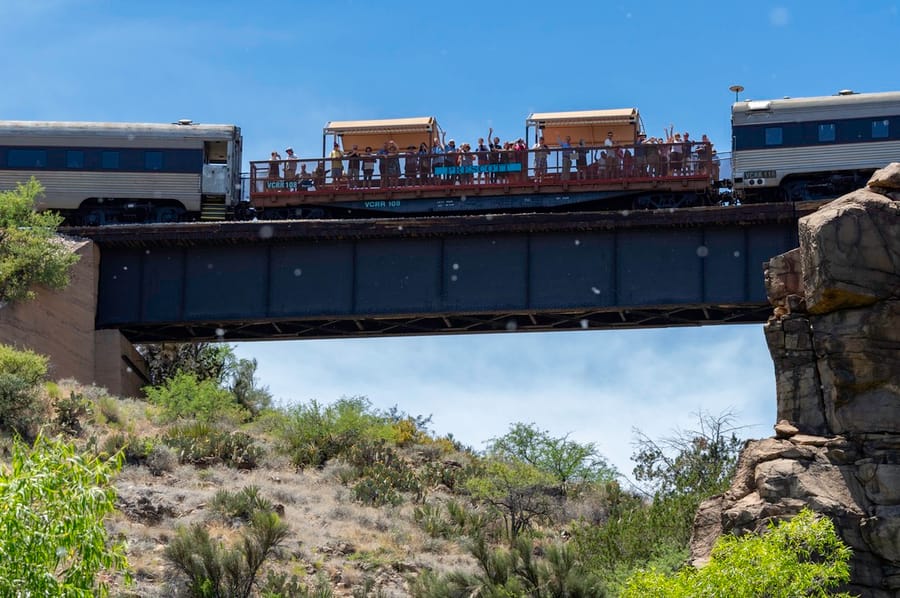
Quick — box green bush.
[144,371,247,423]
[0,435,129,596]
[95,395,123,425]
[410,535,604,597]
[414,502,451,538]
[212,486,275,522]
[621,508,853,598]
[0,344,48,435]
[101,431,156,465]
[259,571,334,597]
[276,397,396,469]
[163,421,262,469]
[413,499,497,541]
[165,510,290,598]
[344,439,423,506]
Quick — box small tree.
[571,412,746,587]
[621,509,853,597]
[228,356,273,416]
[488,422,618,487]
[137,342,234,387]
[0,178,78,304]
[631,410,744,499]
[466,458,560,541]
[0,435,129,596]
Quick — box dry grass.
[3,381,483,596]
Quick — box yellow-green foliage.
[276,397,396,469]
[0,435,129,596]
[0,343,47,385]
[45,380,61,400]
[0,344,49,434]
[144,371,246,424]
[621,508,853,598]
[0,178,78,304]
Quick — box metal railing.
[248,142,721,195]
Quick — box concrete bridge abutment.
[0,239,147,398]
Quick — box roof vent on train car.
[176,119,194,125]
[746,101,772,111]
[837,89,855,95]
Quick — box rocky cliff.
[691,163,900,597]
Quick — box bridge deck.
[64,202,819,343]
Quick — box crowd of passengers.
[264,127,719,189]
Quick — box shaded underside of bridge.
[67,203,818,343]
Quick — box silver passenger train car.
[0,120,242,224]
[732,90,900,202]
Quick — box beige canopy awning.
[323,116,440,153]
[526,108,639,146]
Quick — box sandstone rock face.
[693,165,900,597]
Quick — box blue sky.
[3,1,898,477]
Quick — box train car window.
[66,150,84,169]
[764,127,783,146]
[8,149,47,168]
[144,151,163,171]
[101,151,120,169]
[872,119,889,139]
[818,123,836,142]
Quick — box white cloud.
[233,325,776,477]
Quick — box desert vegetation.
[0,338,855,596]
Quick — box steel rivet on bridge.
[574,239,581,246]
[258,225,274,239]
[733,250,741,258]
[293,268,302,277]
[215,328,225,338]
[452,263,459,270]
[696,246,709,258]
[591,287,601,295]
[580,319,589,329]
[450,275,458,282]
[505,319,518,331]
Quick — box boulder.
[799,189,899,314]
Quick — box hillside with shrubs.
[0,340,858,597]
